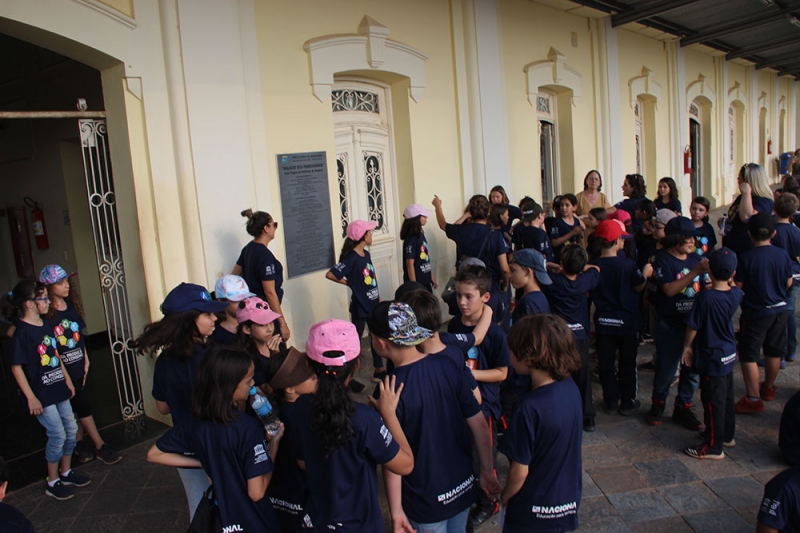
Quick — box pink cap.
[608,209,632,225]
[306,319,361,365]
[346,220,377,241]
[236,297,281,325]
[403,204,432,219]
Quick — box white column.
[600,17,623,203]
[451,0,476,205]
[589,19,609,190]
[667,41,688,190]
[715,57,728,204]
[773,74,781,178]
[749,66,759,164]
[791,82,798,152]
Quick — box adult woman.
[132,282,228,519]
[614,173,647,234]
[234,209,290,341]
[490,185,522,236]
[147,345,282,532]
[721,163,774,255]
[576,170,611,217]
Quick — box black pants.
[574,339,596,421]
[700,373,735,454]
[596,333,639,408]
[351,316,382,369]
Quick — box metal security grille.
[79,118,143,420]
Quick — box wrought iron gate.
[79,119,143,420]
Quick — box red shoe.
[760,383,777,401]
[735,396,765,414]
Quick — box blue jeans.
[409,507,470,533]
[787,284,798,359]
[36,400,78,464]
[652,321,699,406]
[178,467,210,520]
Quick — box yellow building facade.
[1,0,798,421]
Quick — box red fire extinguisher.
[683,146,692,174]
[767,138,772,155]
[24,197,49,250]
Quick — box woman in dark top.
[721,163,775,255]
[614,173,647,234]
[234,209,290,341]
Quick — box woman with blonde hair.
[721,163,774,255]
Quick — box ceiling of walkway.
[550,0,800,79]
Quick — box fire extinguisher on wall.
[24,196,49,250]
[767,138,772,155]
[683,146,692,174]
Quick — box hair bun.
[241,208,254,219]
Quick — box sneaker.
[74,440,95,464]
[641,333,654,344]
[760,383,777,402]
[638,360,655,371]
[471,502,499,527]
[672,404,703,431]
[618,399,642,416]
[347,379,367,394]
[372,369,388,383]
[787,354,796,362]
[583,417,596,433]
[59,470,91,487]
[684,443,725,460]
[645,401,665,426]
[45,480,74,500]
[95,444,122,465]
[695,432,736,447]
[735,396,765,414]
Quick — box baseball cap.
[520,200,543,222]
[708,247,737,280]
[748,212,775,235]
[608,209,632,226]
[39,265,76,285]
[458,257,486,270]
[306,319,362,365]
[367,301,434,346]
[214,275,255,302]
[509,249,552,285]
[665,216,699,237]
[403,204,432,219]
[595,219,630,241]
[346,219,378,241]
[161,283,228,315]
[267,347,315,390]
[654,209,678,226]
[236,297,281,325]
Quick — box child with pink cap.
[236,296,285,389]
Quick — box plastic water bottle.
[249,386,281,437]
[719,213,728,236]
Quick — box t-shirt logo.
[55,319,81,350]
[379,424,393,447]
[694,236,710,256]
[38,335,60,368]
[419,242,429,262]
[265,265,275,276]
[676,268,700,298]
[362,263,377,287]
[253,441,269,465]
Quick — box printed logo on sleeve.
[253,442,269,464]
[379,424,393,447]
[265,264,275,276]
[760,497,781,517]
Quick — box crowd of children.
[4,160,800,532]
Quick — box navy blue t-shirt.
[734,245,793,319]
[445,223,509,286]
[11,319,72,408]
[654,250,702,327]
[403,234,433,287]
[722,195,774,255]
[438,331,475,354]
[498,378,582,533]
[236,241,284,302]
[693,222,717,257]
[390,355,481,522]
[269,399,308,530]
[53,301,87,384]
[773,222,800,285]
[541,270,600,341]
[686,288,743,377]
[615,197,645,234]
[513,224,553,262]
[209,324,238,346]
[447,320,510,420]
[511,291,550,324]
[590,256,645,336]
[294,395,400,532]
[329,250,380,319]
[548,217,581,263]
[655,198,682,214]
[758,467,800,533]
[151,344,208,426]
[502,204,523,235]
[0,502,34,533]
[780,391,800,467]
[156,414,279,532]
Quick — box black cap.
[664,216,699,237]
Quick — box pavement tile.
[751,468,788,485]
[582,443,631,468]
[67,513,127,533]
[678,452,752,480]
[32,491,93,522]
[606,490,676,522]
[120,510,183,533]
[78,487,140,517]
[627,516,694,533]
[657,482,729,514]
[144,464,182,487]
[706,476,767,508]
[634,458,699,487]
[582,470,603,498]
[132,485,187,514]
[734,505,759,526]
[683,509,752,533]
[587,465,650,494]
[32,517,76,533]
[99,466,152,490]
[577,495,620,524]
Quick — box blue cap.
[510,248,552,285]
[708,247,737,279]
[665,216,700,237]
[161,283,228,315]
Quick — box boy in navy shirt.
[447,265,510,525]
[681,248,742,460]
[734,213,794,414]
[512,200,554,263]
[369,301,500,532]
[772,192,800,362]
[541,245,599,431]
[508,248,552,323]
[500,314,583,533]
[757,467,800,533]
[590,220,646,416]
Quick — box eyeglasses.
[33,297,50,302]
[268,222,279,229]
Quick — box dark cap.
[664,216,699,237]
[708,247,737,280]
[367,301,433,346]
[267,347,316,390]
[509,249,552,285]
[161,283,228,315]
[520,200,543,222]
[748,212,775,235]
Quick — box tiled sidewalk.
[7,339,797,533]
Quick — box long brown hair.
[507,314,581,380]
[46,277,85,323]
